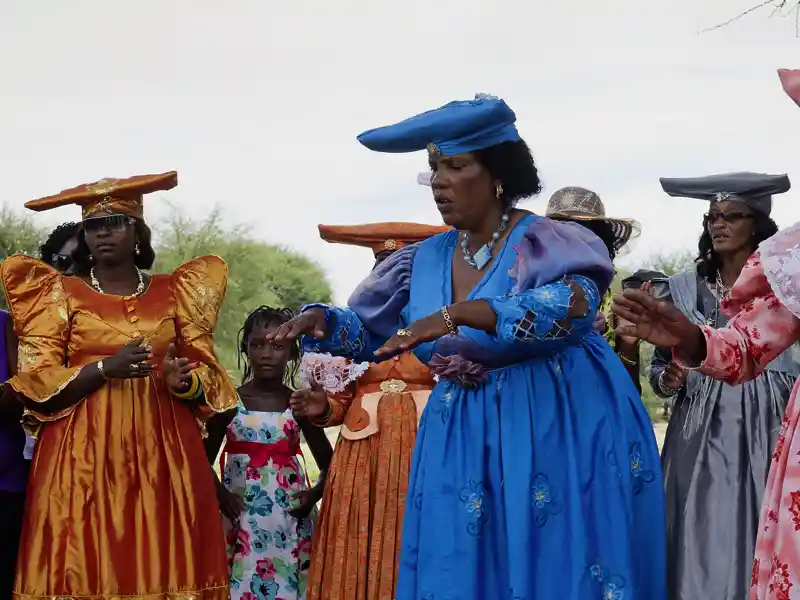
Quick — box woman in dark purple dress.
[0,309,23,600]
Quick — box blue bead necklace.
[460,212,510,270]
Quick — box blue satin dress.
[303,214,666,600]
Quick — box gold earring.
[495,182,503,199]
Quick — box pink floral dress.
[221,406,315,600]
[678,222,800,599]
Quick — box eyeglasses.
[83,214,135,234]
[704,211,754,225]
[50,253,73,273]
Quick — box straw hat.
[545,186,640,253]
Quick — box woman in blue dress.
[269,95,666,599]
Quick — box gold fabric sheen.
[0,254,237,600]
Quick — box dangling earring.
[495,182,503,200]
[135,243,141,256]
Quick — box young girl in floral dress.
[205,306,333,600]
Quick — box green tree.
[153,206,333,375]
[0,206,45,261]
[645,249,695,277]
[0,207,46,309]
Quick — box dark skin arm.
[6,338,154,416]
[0,322,21,422]
[375,282,590,357]
[203,408,244,523]
[612,312,642,393]
[289,417,334,519]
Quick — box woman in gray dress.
[648,172,799,600]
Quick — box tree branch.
[701,0,800,34]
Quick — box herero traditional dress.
[3,255,236,600]
[649,268,799,600]
[302,214,666,600]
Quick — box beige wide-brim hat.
[545,186,641,254]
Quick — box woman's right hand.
[216,483,245,522]
[265,308,327,344]
[102,337,153,379]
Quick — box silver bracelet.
[656,371,678,397]
[97,359,109,380]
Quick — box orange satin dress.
[306,353,434,600]
[0,255,238,600]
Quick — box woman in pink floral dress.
[205,306,333,600]
[612,221,800,599]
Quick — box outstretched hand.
[264,308,327,345]
[374,312,451,358]
[163,343,199,395]
[611,289,699,349]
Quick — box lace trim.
[760,221,800,320]
[298,352,369,394]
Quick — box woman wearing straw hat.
[544,186,644,390]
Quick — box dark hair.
[238,306,300,385]
[577,220,617,262]
[696,211,778,282]
[72,218,156,274]
[40,222,80,266]
[473,140,544,208]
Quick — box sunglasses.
[50,253,73,272]
[704,211,754,225]
[83,214,135,234]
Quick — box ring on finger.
[397,329,412,338]
[130,363,141,372]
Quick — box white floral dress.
[222,406,316,600]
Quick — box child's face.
[247,323,291,381]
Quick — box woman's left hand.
[374,312,451,358]
[163,343,199,395]
[288,488,322,519]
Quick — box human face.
[51,236,79,274]
[248,322,291,382]
[705,200,757,255]
[83,213,137,266]
[429,152,497,229]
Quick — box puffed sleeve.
[1,255,82,430]
[301,244,416,361]
[172,255,238,422]
[675,251,800,383]
[488,218,613,353]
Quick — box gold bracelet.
[172,371,201,400]
[617,352,637,367]
[440,306,458,335]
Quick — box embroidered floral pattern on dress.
[769,553,793,598]
[589,564,627,600]
[459,479,490,537]
[531,473,563,528]
[490,276,599,348]
[224,407,314,600]
[629,442,655,495]
[760,221,800,320]
[300,305,369,358]
[429,385,455,424]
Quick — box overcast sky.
[2,0,799,302]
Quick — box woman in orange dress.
[290,222,448,600]
[2,172,236,600]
